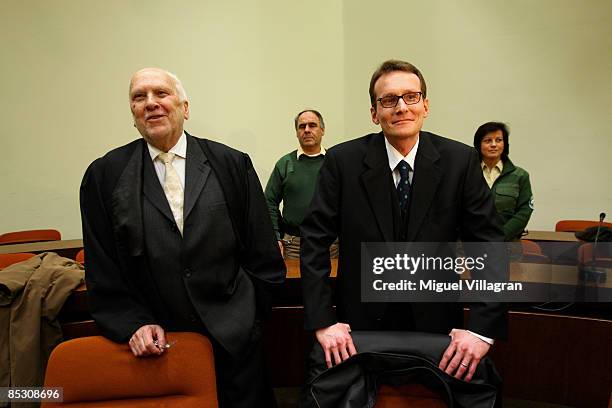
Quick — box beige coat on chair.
[0,252,84,401]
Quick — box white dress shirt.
[146,132,187,189]
[297,146,326,159]
[384,136,418,186]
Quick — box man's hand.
[128,324,166,357]
[315,323,357,368]
[277,240,285,258]
[438,329,490,381]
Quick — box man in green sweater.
[264,110,338,259]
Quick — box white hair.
[165,70,188,102]
[129,68,188,102]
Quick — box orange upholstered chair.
[375,383,447,407]
[0,252,36,269]
[74,249,85,265]
[43,332,218,407]
[555,220,612,233]
[0,229,61,245]
[520,240,550,264]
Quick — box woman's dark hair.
[473,121,510,162]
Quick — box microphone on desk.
[593,212,606,257]
[579,212,607,284]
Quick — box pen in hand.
[153,340,178,350]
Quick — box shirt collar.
[297,146,326,159]
[385,136,419,172]
[481,160,503,173]
[147,131,187,161]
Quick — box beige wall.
[1,0,345,238]
[1,0,610,238]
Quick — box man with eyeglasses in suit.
[300,59,507,383]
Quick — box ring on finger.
[460,362,469,368]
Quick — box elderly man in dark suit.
[80,67,285,408]
[301,60,507,382]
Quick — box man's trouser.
[282,233,339,260]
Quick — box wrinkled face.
[370,71,429,142]
[296,111,324,149]
[129,69,189,150]
[480,130,504,163]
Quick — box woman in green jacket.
[474,122,534,241]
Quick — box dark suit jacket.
[300,131,507,339]
[80,133,285,357]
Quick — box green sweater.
[490,159,534,241]
[264,151,325,239]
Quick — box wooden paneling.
[489,312,612,407]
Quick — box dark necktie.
[396,160,411,212]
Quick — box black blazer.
[300,131,507,339]
[80,133,285,357]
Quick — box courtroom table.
[0,238,83,259]
[523,230,578,242]
[511,262,612,287]
[0,232,578,255]
[521,231,587,267]
[56,258,612,407]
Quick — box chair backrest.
[0,229,61,245]
[42,332,218,407]
[520,240,550,264]
[555,220,612,233]
[0,252,36,269]
[376,384,448,408]
[74,249,85,265]
[521,239,543,255]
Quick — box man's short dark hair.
[369,60,427,106]
[473,122,510,162]
[294,109,325,130]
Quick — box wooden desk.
[510,262,612,288]
[0,239,83,259]
[284,258,338,278]
[523,230,578,242]
[287,259,612,287]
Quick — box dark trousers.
[209,321,277,408]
